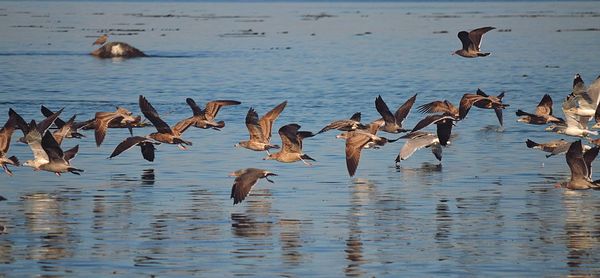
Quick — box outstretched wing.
[245,108,266,142]
[345,132,371,177]
[259,101,287,142]
[139,95,172,134]
[375,95,396,125]
[204,100,241,120]
[468,26,495,51]
[231,170,262,205]
[278,124,302,153]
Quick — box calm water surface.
[1,1,600,276]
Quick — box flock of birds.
[1,27,598,205]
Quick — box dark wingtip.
[526,139,538,148]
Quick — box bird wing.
[583,146,599,179]
[41,105,66,128]
[172,117,193,136]
[38,107,64,134]
[318,120,358,134]
[139,95,172,134]
[94,112,123,147]
[204,100,241,120]
[394,94,417,125]
[109,136,149,159]
[53,114,76,145]
[436,118,454,146]
[375,95,396,125]
[494,107,504,126]
[431,142,443,161]
[24,121,49,163]
[459,94,484,120]
[63,145,79,162]
[185,98,204,116]
[587,76,600,110]
[259,101,287,142]
[399,133,437,161]
[345,132,371,177]
[349,112,362,122]
[245,108,266,142]
[417,100,457,115]
[411,114,448,132]
[0,114,17,155]
[535,94,554,116]
[457,31,473,51]
[41,130,64,162]
[278,124,302,153]
[468,26,495,51]
[566,140,588,181]
[9,108,29,136]
[139,142,157,162]
[231,170,262,205]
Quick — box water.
[1,1,600,276]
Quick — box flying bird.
[560,140,600,190]
[317,112,366,134]
[264,123,315,165]
[174,98,241,131]
[459,89,508,126]
[23,121,83,176]
[417,100,459,118]
[396,131,442,165]
[0,111,19,176]
[516,94,563,125]
[94,107,138,147]
[139,95,192,149]
[374,94,417,133]
[229,168,277,205]
[453,26,495,58]
[343,129,399,176]
[236,101,287,153]
[410,114,456,146]
[108,136,160,162]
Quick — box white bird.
[395,131,443,165]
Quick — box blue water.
[1,1,600,276]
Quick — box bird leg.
[178,144,188,150]
[55,172,61,176]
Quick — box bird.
[525,139,587,158]
[94,107,138,147]
[453,26,495,58]
[236,101,287,153]
[0,111,19,176]
[108,136,160,162]
[13,107,64,144]
[593,99,600,129]
[343,129,399,176]
[459,89,508,126]
[229,168,277,205]
[554,96,598,137]
[563,75,600,124]
[395,131,442,165]
[174,98,241,131]
[317,112,366,134]
[374,94,417,133]
[417,100,459,118]
[92,34,108,46]
[139,95,192,149]
[90,42,146,58]
[263,123,315,165]
[50,114,78,145]
[410,114,456,146]
[516,94,563,125]
[23,121,83,176]
[560,140,600,190]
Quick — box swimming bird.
[229,168,277,205]
[317,112,366,134]
[139,95,192,149]
[516,94,563,125]
[264,124,315,165]
[453,26,495,58]
[410,114,456,146]
[23,121,83,176]
[395,131,442,165]
[92,34,108,46]
[374,94,417,133]
[344,129,399,176]
[560,140,600,190]
[236,101,287,153]
[174,98,241,131]
[459,89,508,126]
[91,42,146,58]
[0,111,19,176]
[108,136,160,162]
[417,100,459,118]
[94,107,138,147]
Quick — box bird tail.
[301,154,316,161]
[515,110,528,116]
[526,139,539,149]
[8,156,19,166]
[478,52,491,57]
[68,167,84,175]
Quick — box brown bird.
[41,105,89,138]
[108,136,160,162]
[92,34,108,46]
[411,114,456,146]
[560,140,600,190]
[236,101,287,153]
[23,121,83,176]
[344,129,398,177]
[139,95,192,149]
[516,94,563,125]
[417,100,459,118]
[374,94,417,133]
[94,107,138,147]
[0,110,19,176]
[453,26,495,58]
[264,124,315,165]
[459,89,508,126]
[174,98,241,131]
[229,168,277,205]
[526,139,578,158]
[91,42,146,58]
[317,112,366,134]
